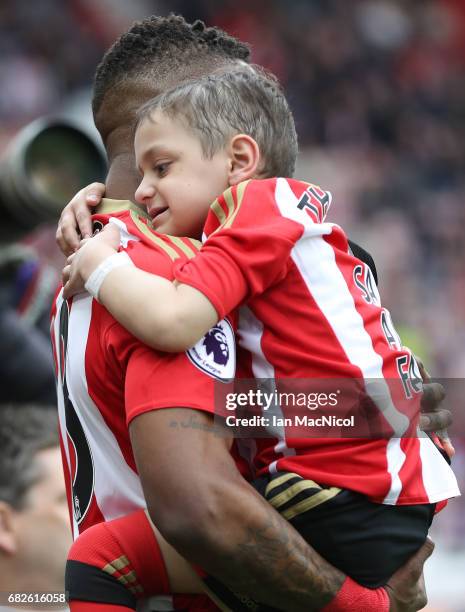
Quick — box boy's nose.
[135,180,156,206]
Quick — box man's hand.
[56,182,106,256]
[130,407,347,611]
[62,224,121,299]
[386,537,434,611]
[416,355,454,457]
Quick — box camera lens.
[0,118,107,233]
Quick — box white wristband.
[84,251,134,301]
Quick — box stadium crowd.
[173,0,465,377]
[0,0,464,609]
[1,0,465,376]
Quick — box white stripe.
[108,216,140,247]
[275,178,411,503]
[382,439,407,504]
[65,293,146,523]
[275,178,460,503]
[238,306,295,470]
[235,438,258,474]
[53,220,145,538]
[53,291,79,539]
[418,431,460,502]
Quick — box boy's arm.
[62,180,301,349]
[98,262,219,351]
[64,180,300,350]
[64,226,220,351]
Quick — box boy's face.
[134,110,231,239]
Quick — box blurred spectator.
[0,404,71,610]
[0,243,58,404]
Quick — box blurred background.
[0,0,463,609]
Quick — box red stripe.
[78,496,106,535]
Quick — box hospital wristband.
[84,251,134,302]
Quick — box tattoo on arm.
[204,495,344,611]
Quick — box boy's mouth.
[148,205,169,222]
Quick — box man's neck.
[105,153,140,200]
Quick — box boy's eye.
[154,162,170,176]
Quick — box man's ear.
[0,502,17,555]
[228,134,261,185]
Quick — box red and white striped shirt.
[175,178,459,505]
[51,200,238,540]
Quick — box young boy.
[67,68,458,588]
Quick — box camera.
[0,117,107,241]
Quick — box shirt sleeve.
[125,344,218,425]
[174,179,305,319]
[123,313,236,425]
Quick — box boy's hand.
[56,182,106,256]
[63,224,121,299]
[386,537,434,611]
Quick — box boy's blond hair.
[136,67,298,178]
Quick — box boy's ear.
[228,134,260,185]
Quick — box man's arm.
[129,407,344,611]
[130,407,430,611]
[62,223,218,350]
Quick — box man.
[0,404,71,611]
[55,14,441,611]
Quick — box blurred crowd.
[173,0,465,377]
[1,0,464,377]
[0,1,464,607]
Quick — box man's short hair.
[92,14,251,118]
[136,68,298,178]
[0,405,59,509]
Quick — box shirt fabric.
[175,178,459,506]
[50,200,237,612]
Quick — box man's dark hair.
[0,405,59,509]
[92,14,251,118]
[136,68,298,178]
